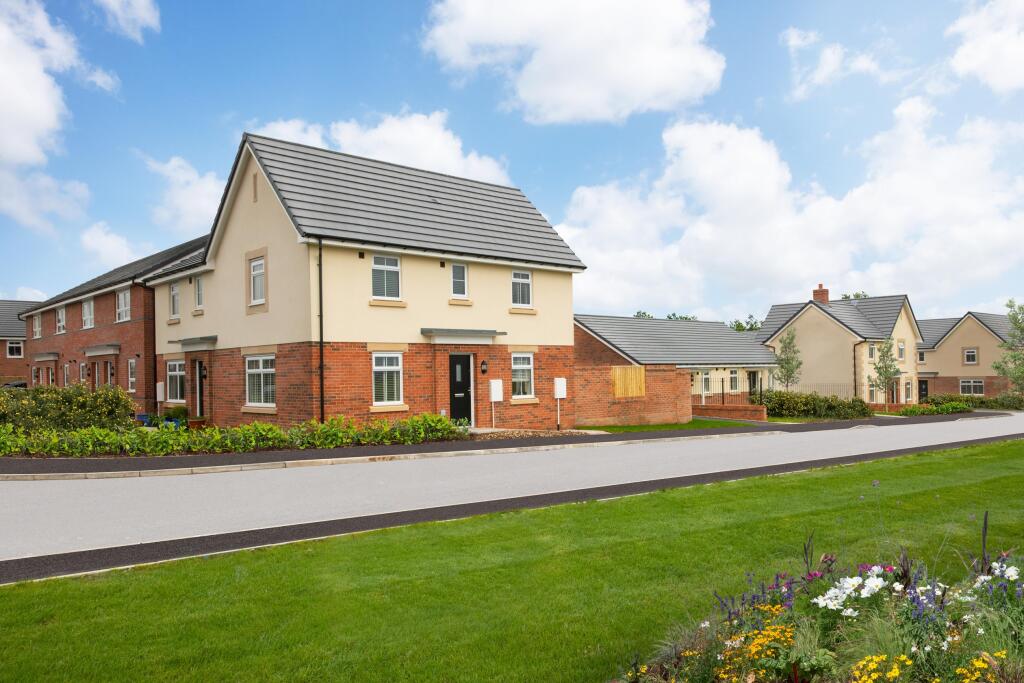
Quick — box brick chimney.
[812,283,829,304]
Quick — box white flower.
[977,628,985,635]
[924,645,932,653]
[911,645,918,653]
[841,576,864,591]
[860,576,887,598]
[868,565,884,577]
[1006,566,1020,581]
[717,654,724,661]
[700,620,710,629]
[941,642,949,651]
[974,575,993,589]
[892,582,904,593]
[842,608,859,617]
[992,562,1005,577]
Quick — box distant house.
[758,284,923,404]
[917,312,1012,398]
[18,238,206,413]
[144,134,585,428]
[573,314,777,424]
[0,300,36,384]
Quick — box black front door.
[449,355,472,423]
[918,379,929,401]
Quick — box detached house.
[917,312,1012,398]
[0,300,36,385]
[18,238,207,413]
[144,134,584,428]
[758,284,923,405]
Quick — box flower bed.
[0,414,468,457]
[618,522,1022,682]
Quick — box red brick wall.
[157,342,574,430]
[691,391,753,405]
[21,285,157,413]
[0,339,28,383]
[925,376,1010,398]
[574,325,693,426]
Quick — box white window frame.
[6,340,23,358]
[194,276,204,309]
[63,363,69,387]
[32,314,41,338]
[115,289,131,322]
[964,348,978,365]
[371,352,404,406]
[127,358,137,393]
[249,258,266,306]
[81,297,94,329]
[450,262,468,299]
[917,350,925,363]
[166,360,186,403]
[245,354,276,407]
[897,341,905,360]
[869,386,876,403]
[868,343,875,360]
[46,367,54,385]
[169,281,181,318]
[106,361,115,387]
[702,373,711,394]
[79,362,87,383]
[32,367,39,385]
[371,255,401,300]
[511,352,535,398]
[960,379,984,395]
[729,369,738,392]
[904,381,912,402]
[55,306,65,334]
[511,270,533,308]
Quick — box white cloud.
[79,222,146,269]
[947,0,1024,94]
[423,0,724,124]
[92,0,160,43]
[0,168,88,233]
[560,98,1024,318]
[145,156,223,235]
[250,111,511,185]
[782,27,902,100]
[15,286,46,301]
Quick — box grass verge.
[1,440,1023,681]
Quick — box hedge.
[752,390,873,419]
[0,414,469,457]
[0,385,136,431]
[923,392,1024,410]
[898,401,972,416]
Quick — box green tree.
[841,291,870,300]
[666,312,697,320]
[774,329,803,390]
[993,298,1024,395]
[868,338,901,403]
[729,314,762,332]
[633,310,655,319]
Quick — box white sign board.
[553,377,567,399]
[489,378,503,402]
[156,381,164,403]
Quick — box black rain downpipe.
[318,238,325,423]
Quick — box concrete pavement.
[1,412,1022,573]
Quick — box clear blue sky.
[2,0,1021,321]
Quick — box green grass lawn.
[2,441,1023,682]
[578,417,749,431]
[764,415,841,423]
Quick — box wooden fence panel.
[611,365,645,398]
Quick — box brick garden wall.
[924,376,1010,398]
[692,403,767,420]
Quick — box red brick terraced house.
[18,237,207,414]
[916,312,1013,399]
[1,300,36,385]
[144,134,585,428]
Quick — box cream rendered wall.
[858,302,920,403]
[154,151,312,354]
[767,306,857,391]
[312,246,575,346]
[920,316,1004,377]
[691,367,773,393]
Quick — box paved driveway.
[1,413,1022,562]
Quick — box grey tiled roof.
[245,134,585,270]
[919,312,1012,349]
[758,295,911,342]
[144,249,206,281]
[21,237,208,315]
[0,300,36,338]
[574,314,778,366]
[971,311,1012,342]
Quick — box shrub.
[923,392,1024,410]
[753,390,872,419]
[0,413,469,457]
[898,402,972,416]
[0,384,136,431]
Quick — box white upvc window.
[868,343,875,360]
[55,306,65,334]
[511,352,534,398]
[63,363,69,387]
[897,341,905,360]
[451,263,468,298]
[116,289,131,322]
[250,258,266,305]
[166,360,186,402]
[82,298,94,329]
[127,358,137,393]
[917,350,925,363]
[46,367,54,385]
[245,355,276,406]
[79,362,87,383]
[729,369,738,391]
[869,386,876,403]
[194,276,204,309]
[371,255,401,299]
[106,361,115,386]
[372,352,403,405]
[169,281,181,318]
[511,270,532,307]
[964,348,978,364]
[31,367,39,385]
[905,381,912,402]
[32,314,41,338]
[6,340,23,358]
[702,373,711,394]
[960,379,984,395]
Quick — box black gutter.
[317,237,325,423]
